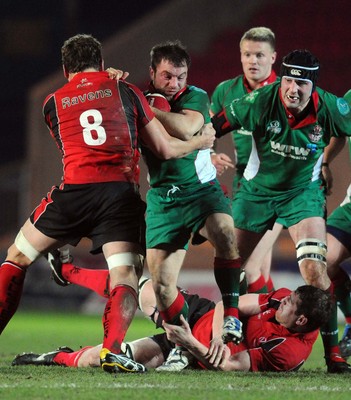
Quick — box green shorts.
[327,192,351,252]
[232,179,327,233]
[146,180,232,249]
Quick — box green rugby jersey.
[339,89,351,206]
[211,76,252,177]
[143,85,216,187]
[215,81,351,194]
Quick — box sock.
[214,257,241,318]
[332,267,351,320]
[62,263,109,298]
[320,283,344,361]
[247,275,268,294]
[53,346,93,367]
[0,262,26,334]
[102,285,138,354]
[159,290,189,325]
[265,275,275,292]
[239,270,248,295]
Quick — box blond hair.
[240,27,275,51]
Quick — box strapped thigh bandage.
[15,230,41,262]
[106,252,144,271]
[296,238,327,266]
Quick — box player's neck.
[68,68,99,81]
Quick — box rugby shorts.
[30,181,146,254]
[232,179,326,233]
[327,201,351,253]
[146,180,232,249]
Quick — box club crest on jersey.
[308,125,323,142]
[336,97,350,116]
[266,120,281,134]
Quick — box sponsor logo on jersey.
[336,97,351,115]
[308,125,323,142]
[77,78,93,88]
[271,141,310,159]
[266,120,281,134]
[244,90,259,104]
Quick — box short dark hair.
[150,40,191,71]
[61,34,102,74]
[295,285,333,332]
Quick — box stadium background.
[0,0,350,313]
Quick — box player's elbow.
[156,147,174,160]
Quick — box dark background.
[1,0,351,311]
[0,0,165,165]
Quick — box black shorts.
[30,182,146,254]
[151,292,216,358]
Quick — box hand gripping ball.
[145,93,171,112]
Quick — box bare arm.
[163,315,251,371]
[140,118,214,159]
[152,108,204,140]
[238,293,261,316]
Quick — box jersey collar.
[243,70,277,93]
[279,89,319,129]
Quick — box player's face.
[280,77,313,115]
[150,59,188,101]
[240,40,276,88]
[275,292,300,329]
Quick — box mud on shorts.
[232,179,326,233]
[146,180,232,249]
[30,181,146,254]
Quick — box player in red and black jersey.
[0,34,214,374]
[12,270,332,373]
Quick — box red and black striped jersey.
[43,71,154,184]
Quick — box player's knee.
[106,252,144,275]
[213,225,236,254]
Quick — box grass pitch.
[0,311,350,400]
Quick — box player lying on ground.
[12,251,332,372]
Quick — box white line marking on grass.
[0,383,350,392]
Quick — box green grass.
[0,312,350,400]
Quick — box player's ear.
[149,66,155,80]
[271,51,277,64]
[296,315,307,326]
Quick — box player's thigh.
[232,192,276,233]
[288,216,326,245]
[200,213,234,243]
[13,219,61,259]
[146,190,190,249]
